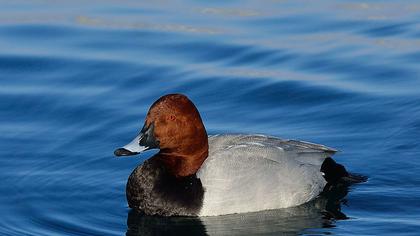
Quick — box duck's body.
[115,94,359,217]
[198,134,334,216]
[125,134,340,216]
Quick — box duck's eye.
[168,115,176,121]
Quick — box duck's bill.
[114,123,159,157]
[114,134,149,156]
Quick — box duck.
[114,94,363,217]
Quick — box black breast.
[126,158,204,216]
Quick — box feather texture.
[197,135,334,216]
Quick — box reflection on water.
[127,211,206,236]
[126,184,351,235]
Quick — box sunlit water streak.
[1,0,419,235]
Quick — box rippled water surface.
[1,0,420,235]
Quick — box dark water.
[1,0,420,235]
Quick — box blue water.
[1,0,420,235]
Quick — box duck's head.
[114,94,208,176]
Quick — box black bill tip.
[114,148,138,157]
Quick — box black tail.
[342,173,368,184]
[319,158,367,219]
[321,157,367,186]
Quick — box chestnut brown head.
[114,94,209,176]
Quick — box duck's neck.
[156,144,208,178]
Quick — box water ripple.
[1,1,420,236]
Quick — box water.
[1,0,419,235]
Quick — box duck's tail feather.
[342,173,368,184]
[321,157,367,185]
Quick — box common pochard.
[114,94,362,216]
